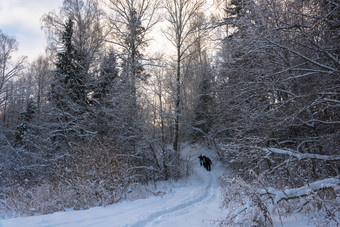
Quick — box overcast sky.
[0,0,63,61]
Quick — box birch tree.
[106,0,159,114]
[105,0,160,105]
[42,0,105,72]
[105,0,162,183]
[163,0,205,153]
[29,56,51,112]
[0,31,25,123]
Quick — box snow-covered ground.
[1,146,315,227]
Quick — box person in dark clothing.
[202,156,207,169]
[205,157,212,171]
[198,155,203,166]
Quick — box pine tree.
[90,50,119,137]
[226,0,245,18]
[107,0,157,158]
[192,71,213,142]
[15,100,36,145]
[92,50,119,106]
[49,18,90,148]
[50,18,86,113]
[124,8,146,81]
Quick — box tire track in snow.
[131,169,216,227]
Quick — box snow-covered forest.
[0,0,339,226]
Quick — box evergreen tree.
[92,50,119,105]
[225,0,246,18]
[90,50,119,137]
[49,18,91,148]
[15,101,36,145]
[124,8,146,81]
[192,71,213,142]
[107,0,157,157]
[189,13,214,143]
[122,7,146,152]
[50,18,86,113]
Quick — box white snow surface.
[1,145,315,227]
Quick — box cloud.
[0,0,63,61]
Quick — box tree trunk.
[173,45,181,154]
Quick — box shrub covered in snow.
[219,169,340,226]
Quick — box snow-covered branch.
[258,177,340,204]
[261,147,340,161]
[271,42,337,72]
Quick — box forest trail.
[0,145,317,227]
[131,146,223,227]
[2,146,226,227]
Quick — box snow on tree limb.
[261,147,340,161]
[258,177,340,204]
[263,37,338,73]
[224,177,339,223]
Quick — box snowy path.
[2,148,226,227]
[1,146,313,227]
[132,166,218,227]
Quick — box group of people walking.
[198,155,212,171]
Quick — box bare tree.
[0,31,26,122]
[162,0,205,153]
[105,0,161,168]
[105,0,160,113]
[29,56,51,112]
[141,58,175,180]
[42,0,106,65]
